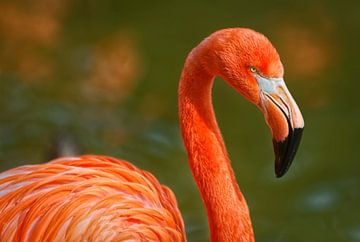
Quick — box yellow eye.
[249,66,257,73]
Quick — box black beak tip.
[275,167,286,178]
[273,128,304,178]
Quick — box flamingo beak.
[256,74,304,177]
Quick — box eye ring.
[249,66,257,73]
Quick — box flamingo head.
[208,28,304,177]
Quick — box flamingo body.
[0,28,304,242]
[0,155,185,241]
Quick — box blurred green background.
[0,0,359,241]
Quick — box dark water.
[0,0,359,241]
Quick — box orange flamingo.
[0,28,304,242]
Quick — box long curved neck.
[178,46,254,242]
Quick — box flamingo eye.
[249,66,257,73]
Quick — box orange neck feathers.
[178,36,254,241]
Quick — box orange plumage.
[0,156,185,241]
[0,28,304,242]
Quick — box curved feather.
[0,155,186,242]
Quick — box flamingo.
[0,28,304,242]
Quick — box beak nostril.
[278,96,292,126]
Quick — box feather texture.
[0,155,185,241]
